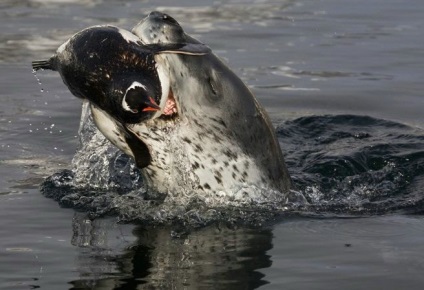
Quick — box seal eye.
[122,82,160,114]
[208,76,217,96]
[162,13,178,25]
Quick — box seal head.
[129,12,292,199]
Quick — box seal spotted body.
[128,12,291,199]
[33,12,291,204]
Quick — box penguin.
[32,25,210,168]
[32,25,210,124]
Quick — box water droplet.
[33,70,44,91]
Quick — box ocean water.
[1,0,423,289]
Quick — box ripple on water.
[40,114,424,226]
[280,215,424,239]
[279,115,424,215]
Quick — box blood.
[163,90,177,115]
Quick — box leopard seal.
[128,12,292,202]
[33,12,292,205]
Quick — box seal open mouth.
[157,87,179,121]
[162,89,178,116]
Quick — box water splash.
[40,114,424,225]
[280,115,424,215]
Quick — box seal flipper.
[145,42,211,56]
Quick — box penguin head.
[119,81,161,123]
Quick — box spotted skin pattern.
[34,12,291,204]
[126,12,291,201]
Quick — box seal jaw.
[154,58,180,119]
[155,89,179,121]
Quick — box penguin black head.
[119,80,161,123]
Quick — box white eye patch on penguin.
[122,81,160,114]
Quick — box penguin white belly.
[90,104,134,158]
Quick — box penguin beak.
[142,96,161,112]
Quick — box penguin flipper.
[123,126,152,169]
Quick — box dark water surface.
[1,0,424,289]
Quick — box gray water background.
[1,0,424,289]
